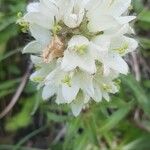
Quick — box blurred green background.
[0,0,150,150]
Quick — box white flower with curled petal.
[93,68,119,102]
[91,25,138,75]
[23,24,52,54]
[29,55,57,88]
[24,0,59,29]
[70,91,90,116]
[24,0,88,30]
[20,0,138,116]
[42,66,94,104]
[92,37,129,75]
[61,35,96,74]
[62,0,86,28]
[86,0,136,32]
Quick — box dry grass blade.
[0,64,33,119]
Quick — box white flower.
[91,25,138,75]
[62,0,86,28]
[30,56,56,88]
[21,0,138,116]
[24,0,88,29]
[86,0,135,32]
[23,24,52,54]
[70,91,90,116]
[42,66,94,104]
[61,35,96,74]
[92,37,129,75]
[93,69,119,102]
[24,0,58,29]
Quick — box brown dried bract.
[42,35,64,63]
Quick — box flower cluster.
[21,0,138,116]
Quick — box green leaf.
[5,96,36,131]
[47,112,68,122]
[99,101,133,132]
[0,79,20,90]
[0,89,15,99]
[121,75,150,115]
[132,0,144,14]
[123,135,150,150]
[84,115,100,147]
[0,24,18,44]
[138,9,150,23]
[139,37,150,49]
[63,118,80,150]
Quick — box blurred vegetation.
[0,0,150,150]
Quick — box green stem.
[13,124,48,150]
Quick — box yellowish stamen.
[32,77,44,82]
[17,12,29,33]
[75,44,88,55]
[102,83,111,92]
[113,44,129,55]
[61,75,72,87]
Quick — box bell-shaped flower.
[92,68,119,102]
[91,25,138,75]
[62,0,86,28]
[61,35,96,74]
[86,0,136,32]
[24,0,59,29]
[70,91,90,116]
[42,66,95,104]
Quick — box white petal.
[104,24,134,37]
[109,0,131,16]
[61,35,91,72]
[82,77,94,97]
[56,87,67,104]
[40,0,58,19]
[86,0,103,11]
[116,16,136,25]
[42,84,56,100]
[30,65,52,82]
[62,84,79,104]
[30,55,43,65]
[84,94,90,103]
[61,50,78,71]
[63,1,85,28]
[24,12,54,29]
[62,50,96,74]
[92,36,110,49]
[88,15,119,32]
[93,83,102,102]
[103,92,110,101]
[75,71,95,97]
[23,41,43,54]
[27,2,40,12]
[105,53,129,74]
[68,35,89,46]
[103,64,111,76]
[45,67,63,85]
[124,36,138,53]
[111,36,138,55]
[29,24,51,45]
[70,93,84,116]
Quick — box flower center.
[17,12,29,33]
[61,75,72,87]
[74,44,88,55]
[102,83,112,92]
[113,43,129,55]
